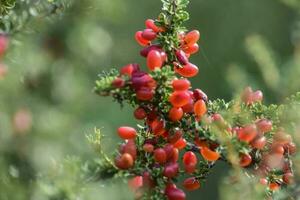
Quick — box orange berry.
[200,147,220,162]
[194,100,207,117]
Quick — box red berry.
[272,144,285,155]
[169,91,190,107]
[128,176,143,191]
[135,31,150,46]
[241,87,263,104]
[183,151,197,173]
[164,144,175,160]
[120,63,140,76]
[131,72,156,90]
[122,140,137,159]
[239,154,252,167]
[194,100,207,117]
[183,43,199,54]
[143,143,154,153]
[134,107,147,120]
[168,129,183,144]
[211,113,227,128]
[166,188,186,200]
[136,87,154,101]
[163,162,179,178]
[184,30,200,45]
[117,126,137,140]
[145,19,164,33]
[112,77,125,88]
[151,119,166,135]
[171,148,179,163]
[252,90,263,102]
[173,138,187,150]
[176,50,189,65]
[172,79,191,91]
[159,50,167,62]
[256,119,272,133]
[0,34,9,57]
[143,171,155,188]
[165,183,177,194]
[182,98,194,113]
[115,153,134,169]
[184,163,196,174]
[283,172,294,184]
[250,136,267,149]
[193,89,208,102]
[200,147,220,162]
[174,63,199,78]
[154,148,167,164]
[237,124,257,143]
[147,50,163,71]
[169,107,184,122]
[142,29,157,41]
[260,178,268,185]
[183,151,197,166]
[183,177,200,191]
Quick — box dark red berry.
[163,162,179,178]
[176,50,189,65]
[166,188,186,200]
[154,148,167,164]
[193,89,208,102]
[142,29,157,41]
[134,107,147,120]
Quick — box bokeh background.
[1,0,300,199]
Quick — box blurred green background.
[1,0,300,199]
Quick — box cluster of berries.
[136,19,199,78]
[95,11,296,200]
[107,18,212,199]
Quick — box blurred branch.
[245,34,280,91]
[0,0,73,34]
